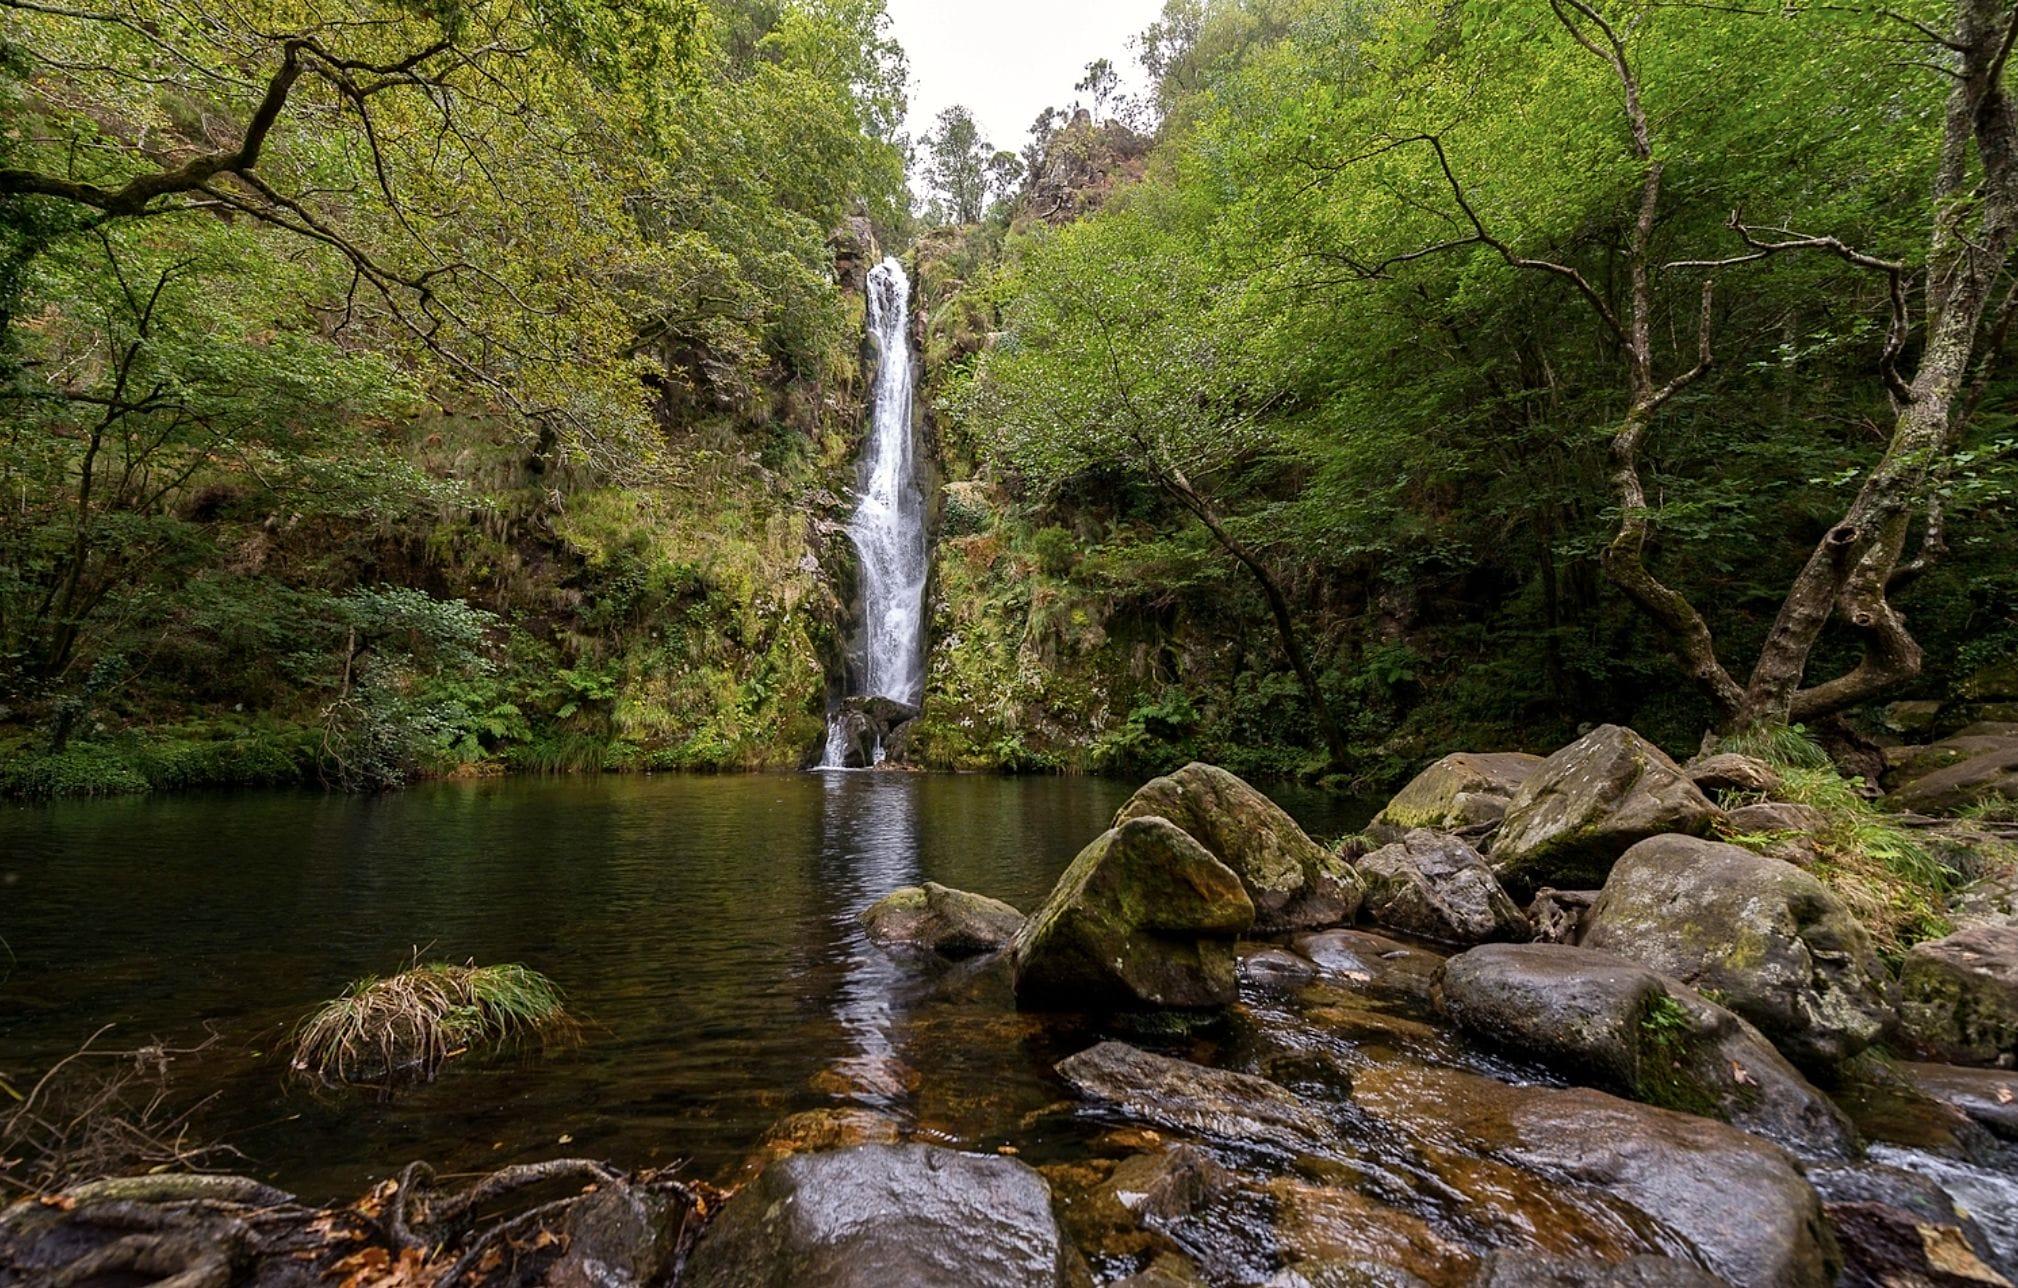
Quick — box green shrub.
[1028,525,1078,577]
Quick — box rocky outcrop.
[860,882,1022,959]
[822,695,921,769]
[1113,762,1361,932]
[1368,751,1544,840]
[1352,1065,1839,1288]
[1490,725,1720,891]
[1899,924,2018,1065]
[1584,835,1895,1068]
[683,1144,1074,1287]
[1356,829,1529,945]
[1436,943,1857,1157]
[1685,752,1785,800]
[1012,816,1254,1009]
[1054,1041,1332,1153]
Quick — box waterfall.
[821,257,927,768]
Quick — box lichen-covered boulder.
[860,882,1023,959]
[683,1144,1074,1287]
[1685,752,1785,800]
[1352,1065,1839,1288]
[1356,830,1530,945]
[1012,816,1254,1010]
[1584,835,1895,1069]
[1114,762,1361,931]
[1490,726,1720,891]
[1898,924,2018,1066]
[1437,943,1857,1157]
[1368,752,1545,841]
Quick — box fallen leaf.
[1731,1061,1758,1087]
[1996,1085,2013,1105]
[558,1133,573,1145]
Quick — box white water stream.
[821,257,927,768]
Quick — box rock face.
[1054,1041,1332,1153]
[1352,1065,1839,1288]
[1113,762,1361,932]
[1356,829,1530,945]
[1899,924,2018,1065]
[1584,835,1895,1068]
[1012,816,1254,1009]
[1368,752,1544,839]
[1490,725,1720,891]
[860,882,1023,959]
[683,1143,1073,1287]
[1686,752,1785,800]
[1436,943,1857,1157]
[822,695,921,769]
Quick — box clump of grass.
[1712,724,1955,953]
[1959,795,2018,824]
[290,962,575,1088]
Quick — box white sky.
[883,0,1166,160]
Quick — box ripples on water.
[0,771,1365,1199]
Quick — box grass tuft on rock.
[290,962,575,1088]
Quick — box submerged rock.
[1436,942,1857,1157]
[1899,924,2018,1065]
[1584,834,1895,1069]
[1352,1064,1839,1288]
[860,882,1023,959]
[1806,1160,2012,1288]
[1264,1177,1476,1283]
[1367,751,1544,840]
[1013,817,1254,1010]
[1900,1061,2018,1139]
[1054,1040,1332,1153]
[1290,928,1444,1004]
[1114,762,1362,932]
[1356,829,1530,945]
[683,1143,1073,1287]
[1491,725,1720,891]
[1470,1253,1723,1286]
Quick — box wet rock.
[1469,1253,1723,1286]
[1265,1261,1432,1288]
[860,881,1023,959]
[734,1108,905,1182]
[1352,1064,1838,1288]
[1529,888,1600,945]
[1807,1160,2012,1288]
[1013,816,1254,1010]
[1491,725,1720,891]
[1899,924,2018,1065]
[682,1143,1073,1288]
[1368,752,1545,840]
[1436,942,1858,1157]
[1685,752,1785,800]
[1584,834,1895,1069]
[549,1185,684,1287]
[1901,1061,2018,1139]
[1054,1040,1332,1153]
[1290,929,1445,1004]
[1114,762,1363,932]
[822,695,922,769]
[1104,1143,1230,1226]
[1265,1178,1475,1283]
[1356,830,1529,945]
[1239,944,1319,988]
[1116,1252,1212,1287]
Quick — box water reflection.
[814,771,922,1107]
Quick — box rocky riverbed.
[7,731,2018,1286]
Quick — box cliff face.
[1018,110,1154,229]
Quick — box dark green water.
[0,772,1369,1200]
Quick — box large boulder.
[1352,1065,1839,1288]
[1584,835,1895,1069]
[1012,816,1254,1010]
[1356,829,1530,945]
[1436,943,1857,1157]
[860,882,1023,959]
[1054,1040,1332,1153]
[1114,762,1361,931]
[1490,725,1720,891]
[1367,752,1544,840]
[821,695,921,769]
[682,1144,1074,1287]
[1685,752,1785,800]
[1898,924,2018,1065]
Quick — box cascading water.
[821,257,927,768]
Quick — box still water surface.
[0,772,1367,1199]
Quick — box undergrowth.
[290,962,575,1088]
